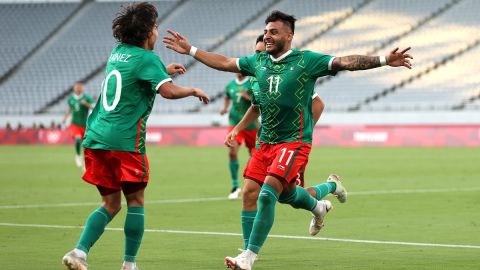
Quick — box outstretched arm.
[163,30,239,73]
[332,47,413,71]
[158,82,209,104]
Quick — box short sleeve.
[305,51,337,78]
[238,53,258,76]
[86,95,95,104]
[137,52,172,92]
[224,84,231,99]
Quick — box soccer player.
[237,35,346,253]
[62,3,209,270]
[62,81,94,168]
[220,73,259,199]
[163,10,412,270]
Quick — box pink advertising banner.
[0,125,479,147]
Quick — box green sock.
[247,184,278,254]
[311,182,337,200]
[124,206,145,262]
[241,210,257,250]
[229,160,239,188]
[290,186,317,211]
[76,207,112,253]
[75,138,81,155]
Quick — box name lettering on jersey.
[109,53,132,63]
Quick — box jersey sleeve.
[237,53,258,76]
[85,95,95,104]
[249,81,260,106]
[305,51,337,78]
[224,83,231,99]
[137,52,172,93]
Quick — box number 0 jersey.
[238,49,336,144]
[83,44,171,154]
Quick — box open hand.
[387,47,413,69]
[224,128,239,147]
[163,29,192,55]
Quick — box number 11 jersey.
[238,49,336,145]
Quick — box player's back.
[83,44,169,153]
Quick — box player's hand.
[240,90,250,100]
[225,128,239,147]
[192,88,210,104]
[163,29,191,55]
[220,108,228,115]
[166,63,186,75]
[386,47,413,69]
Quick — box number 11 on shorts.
[279,147,294,165]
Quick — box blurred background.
[0,0,478,146]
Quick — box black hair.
[265,10,296,33]
[255,34,264,44]
[112,2,158,47]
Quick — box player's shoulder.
[299,49,333,59]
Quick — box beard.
[266,39,286,56]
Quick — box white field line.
[1,187,480,209]
[0,222,479,250]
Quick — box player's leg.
[121,182,147,270]
[226,175,283,270]
[307,174,347,202]
[241,178,261,249]
[228,139,241,199]
[63,188,122,270]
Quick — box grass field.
[0,145,479,270]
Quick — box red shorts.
[69,124,86,138]
[243,142,311,186]
[82,148,149,190]
[228,126,258,149]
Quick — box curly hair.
[112,2,158,47]
[265,10,296,33]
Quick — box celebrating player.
[220,73,259,199]
[62,3,209,270]
[62,81,94,169]
[164,10,412,270]
[237,34,346,252]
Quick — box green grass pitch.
[0,145,479,269]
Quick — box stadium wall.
[1,112,479,147]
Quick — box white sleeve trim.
[312,92,319,99]
[235,58,241,72]
[328,57,335,71]
[155,78,172,91]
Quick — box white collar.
[73,94,84,100]
[235,77,249,85]
[270,49,293,62]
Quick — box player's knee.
[103,203,122,217]
[258,190,277,205]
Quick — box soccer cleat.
[62,250,88,270]
[121,261,140,270]
[228,187,241,200]
[309,200,333,236]
[327,174,347,203]
[225,250,256,270]
[75,155,83,168]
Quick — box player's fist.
[225,128,239,147]
[387,47,413,69]
[220,108,228,115]
[163,29,191,55]
[192,88,210,104]
[166,63,186,75]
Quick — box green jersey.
[83,44,171,154]
[68,94,93,127]
[224,77,257,130]
[238,49,336,144]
